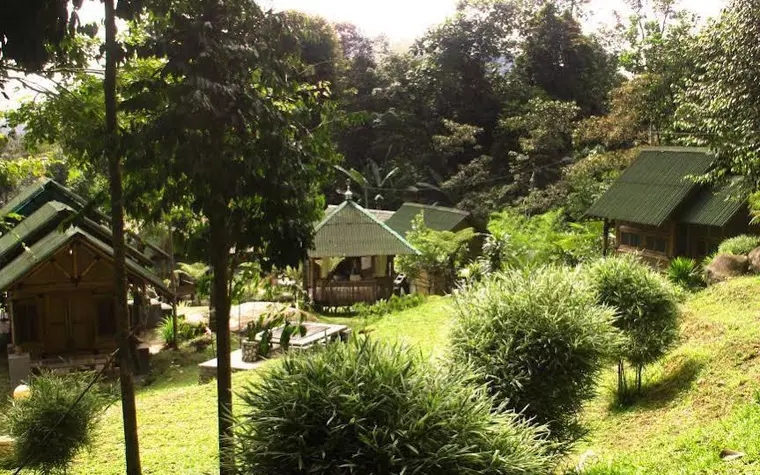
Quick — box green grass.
[578,276,760,474]
[0,297,452,474]
[13,278,760,475]
[319,296,453,359]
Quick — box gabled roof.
[0,226,172,296]
[1,178,171,261]
[385,202,471,237]
[326,204,394,223]
[586,148,715,227]
[309,200,418,258]
[0,201,154,269]
[1,178,108,223]
[678,182,747,227]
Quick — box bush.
[667,257,704,290]
[4,372,108,474]
[352,294,426,319]
[717,234,760,256]
[159,315,206,346]
[585,255,680,396]
[234,340,557,474]
[486,209,603,269]
[450,267,620,442]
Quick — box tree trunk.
[209,216,233,474]
[105,1,142,473]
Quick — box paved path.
[182,301,292,332]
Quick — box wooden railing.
[313,279,393,307]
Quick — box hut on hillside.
[587,147,755,266]
[0,179,173,368]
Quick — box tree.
[336,158,401,208]
[516,3,620,117]
[674,0,760,191]
[123,1,339,472]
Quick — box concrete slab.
[198,349,270,383]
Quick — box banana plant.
[335,154,400,208]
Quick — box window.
[645,237,668,254]
[620,232,641,247]
[14,300,40,343]
[97,298,117,337]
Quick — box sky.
[261,0,728,43]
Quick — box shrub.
[234,340,556,474]
[396,213,476,294]
[159,315,206,346]
[450,267,620,442]
[717,234,760,256]
[585,255,680,397]
[486,209,603,269]
[4,372,108,474]
[352,293,426,318]
[667,257,704,290]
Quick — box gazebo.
[306,191,418,308]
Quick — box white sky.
[260,0,728,42]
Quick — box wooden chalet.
[307,192,418,308]
[0,179,173,364]
[587,147,754,266]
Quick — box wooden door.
[45,294,69,354]
[69,292,95,352]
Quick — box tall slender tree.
[123,1,339,471]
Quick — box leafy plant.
[486,208,603,270]
[585,255,681,400]
[244,309,307,358]
[159,315,206,347]
[174,262,211,303]
[396,212,475,294]
[234,339,557,474]
[717,234,760,256]
[4,372,109,475]
[667,257,704,290]
[451,267,620,443]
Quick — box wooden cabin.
[307,194,418,308]
[0,180,173,364]
[587,147,754,266]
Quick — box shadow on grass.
[608,356,705,413]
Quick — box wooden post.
[602,220,611,257]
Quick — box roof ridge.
[345,201,419,255]
[400,202,470,215]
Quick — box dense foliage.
[4,372,108,475]
[352,293,426,319]
[396,213,476,294]
[159,316,206,347]
[451,267,619,442]
[667,257,704,291]
[235,340,556,474]
[485,208,602,269]
[585,255,680,396]
[717,235,760,256]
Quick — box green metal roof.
[0,201,154,269]
[309,200,419,258]
[678,183,746,227]
[0,226,172,296]
[586,148,715,226]
[1,178,171,260]
[385,202,471,237]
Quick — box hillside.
[580,276,760,474]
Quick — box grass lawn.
[13,277,760,475]
[579,276,760,474]
[1,296,453,474]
